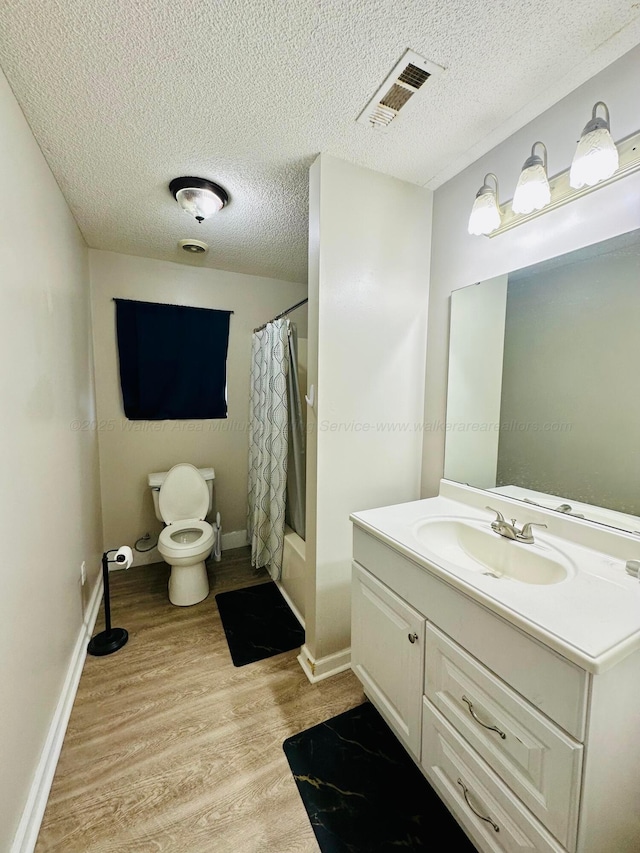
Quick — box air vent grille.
[380,83,414,112]
[398,63,431,89]
[357,49,443,131]
[368,104,397,128]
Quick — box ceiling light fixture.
[512,141,550,214]
[570,102,619,189]
[169,177,229,223]
[468,173,501,236]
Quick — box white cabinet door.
[351,561,425,757]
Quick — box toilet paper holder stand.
[87,547,131,657]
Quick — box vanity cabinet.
[351,524,640,853]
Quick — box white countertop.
[351,485,640,674]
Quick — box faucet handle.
[519,521,547,539]
[486,506,505,524]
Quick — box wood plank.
[35,548,364,852]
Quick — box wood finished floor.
[36,548,364,852]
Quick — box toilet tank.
[148,467,215,522]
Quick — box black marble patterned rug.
[283,702,477,852]
[215,581,304,666]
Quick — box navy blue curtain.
[115,298,231,419]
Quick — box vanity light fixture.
[471,100,640,238]
[512,141,550,215]
[570,101,619,189]
[169,176,229,223]
[467,173,501,236]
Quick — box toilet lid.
[158,463,209,524]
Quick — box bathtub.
[278,525,306,626]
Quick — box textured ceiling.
[0,1,639,283]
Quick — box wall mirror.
[444,227,640,534]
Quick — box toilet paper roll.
[114,545,134,569]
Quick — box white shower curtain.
[247,318,289,579]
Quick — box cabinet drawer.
[425,624,581,850]
[422,699,565,853]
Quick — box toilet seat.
[158,519,214,560]
[158,463,209,524]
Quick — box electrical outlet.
[80,561,86,586]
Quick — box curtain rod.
[253,297,308,333]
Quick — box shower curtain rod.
[253,297,308,333]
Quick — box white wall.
[444,274,507,488]
[89,250,306,559]
[303,155,432,671]
[422,44,640,497]
[0,68,103,850]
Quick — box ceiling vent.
[357,49,444,130]
[178,238,208,254]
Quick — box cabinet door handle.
[407,632,418,644]
[457,779,500,833]
[462,696,506,739]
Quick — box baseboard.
[275,579,305,629]
[221,529,248,550]
[297,643,351,683]
[11,573,104,853]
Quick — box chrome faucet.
[486,508,519,540]
[486,507,547,544]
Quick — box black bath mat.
[283,702,477,852]
[215,581,304,666]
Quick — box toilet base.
[168,560,210,606]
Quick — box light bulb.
[175,187,224,221]
[468,174,501,236]
[570,102,618,189]
[513,143,550,215]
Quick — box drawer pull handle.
[408,632,419,644]
[457,778,500,833]
[462,696,506,740]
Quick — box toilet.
[148,464,215,606]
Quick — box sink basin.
[413,518,572,585]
